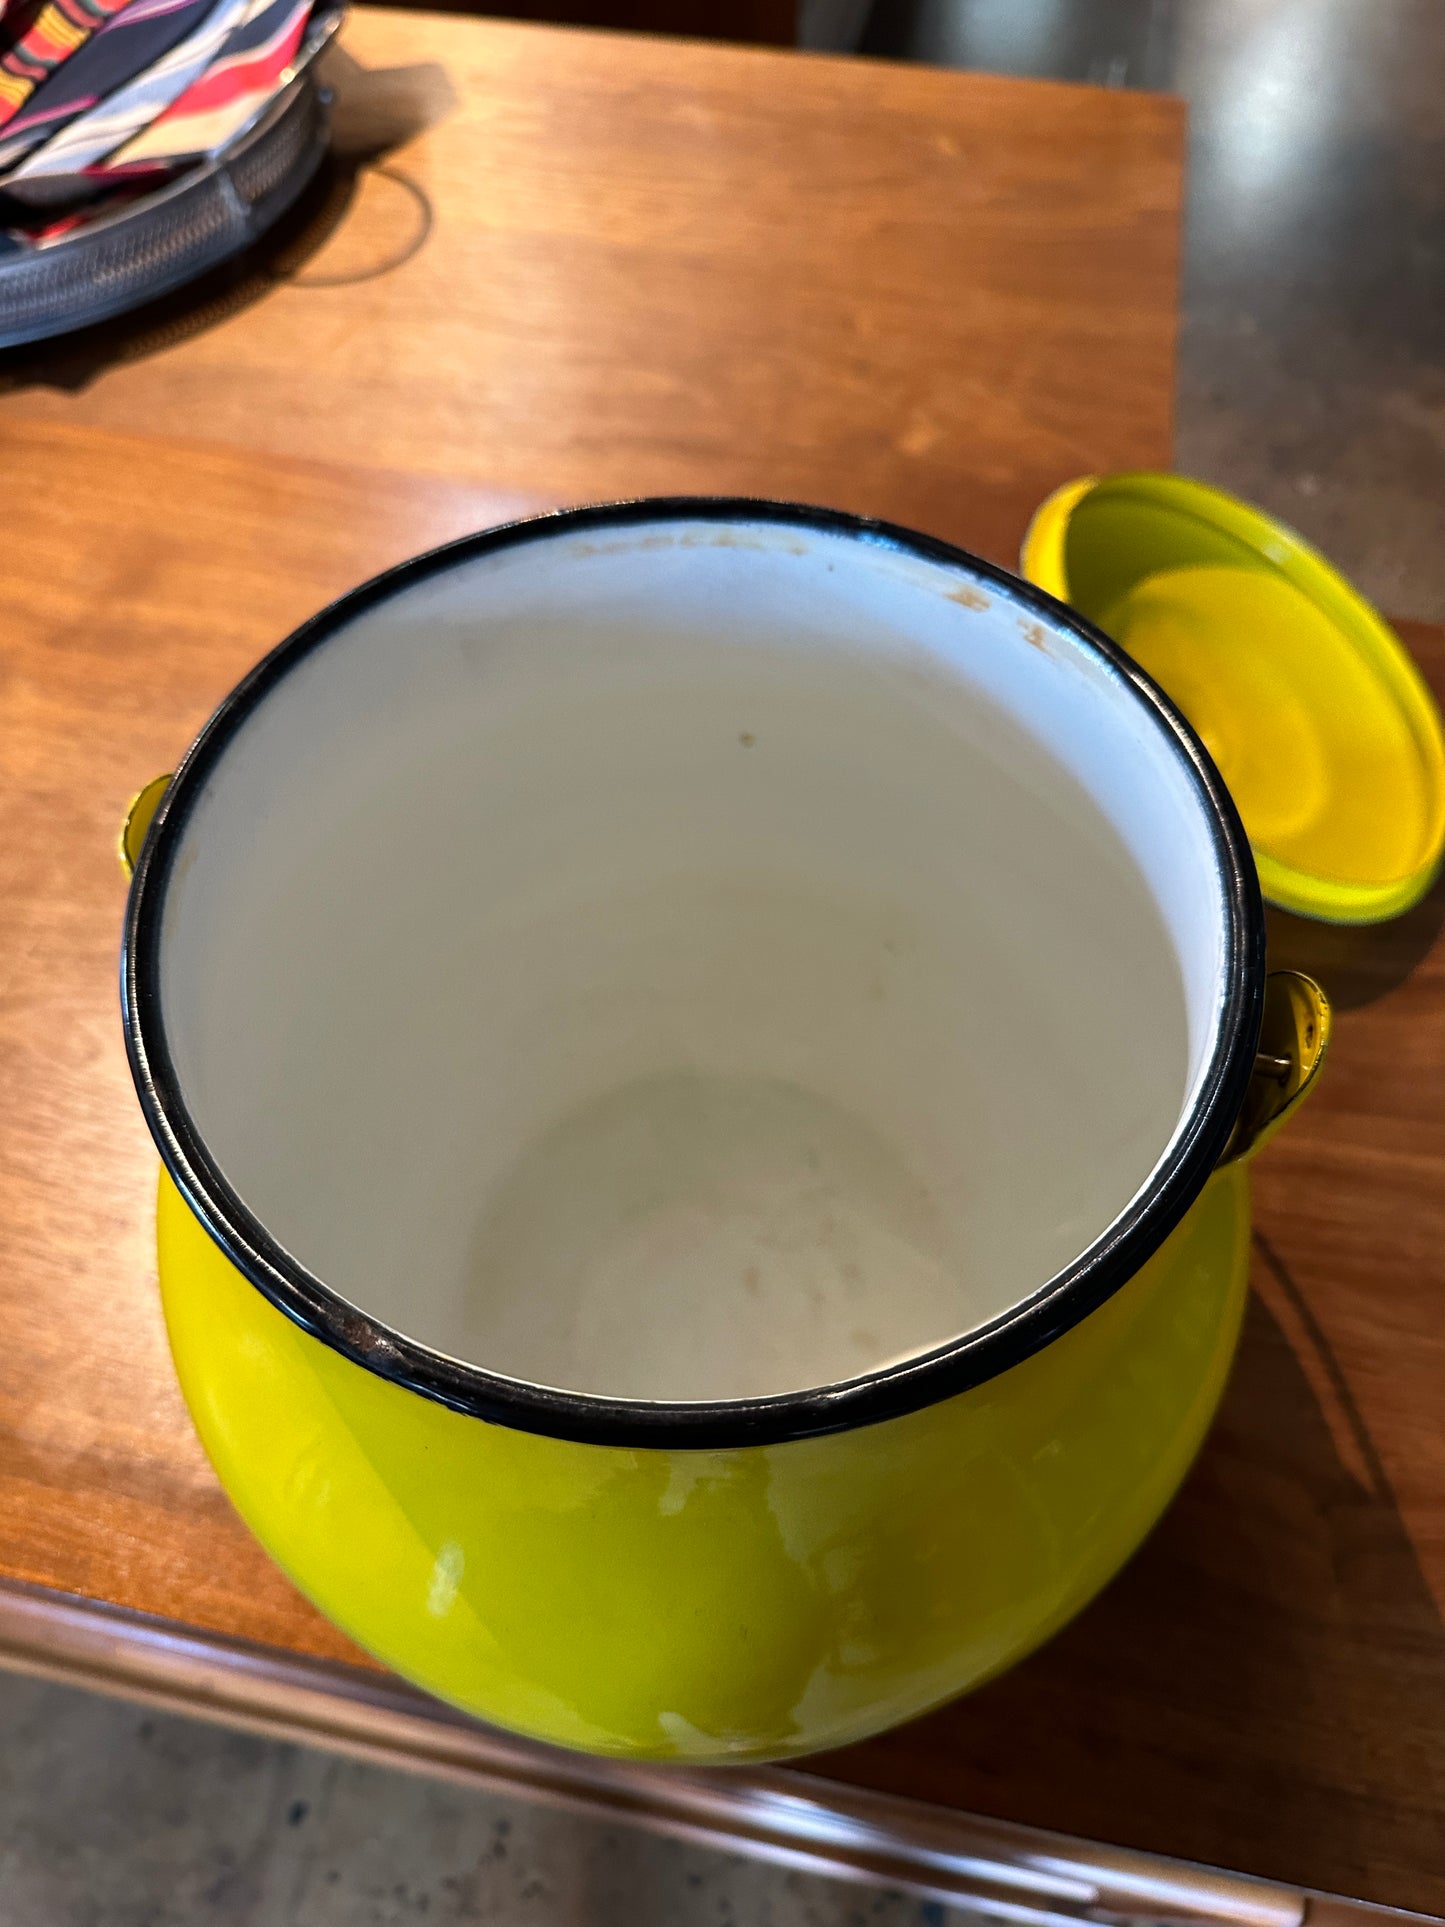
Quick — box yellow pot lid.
[1022,472,1445,924]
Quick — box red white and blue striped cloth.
[1,0,314,235]
[0,0,136,128]
[0,0,214,173]
[7,0,258,179]
[112,0,307,162]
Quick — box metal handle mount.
[1220,970,1331,1166]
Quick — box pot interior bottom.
[459,1069,961,1403]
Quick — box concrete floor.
[3,1,1441,1920]
[0,1673,951,1926]
[851,0,1445,622]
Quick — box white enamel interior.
[158,518,1230,1404]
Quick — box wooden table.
[3,11,1441,1920]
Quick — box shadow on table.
[819,1267,1445,1914]
[1265,868,1445,1011]
[0,50,450,395]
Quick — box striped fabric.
[0,0,136,127]
[8,0,251,177]
[1,166,158,235]
[111,0,305,162]
[0,0,213,172]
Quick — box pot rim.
[122,496,1266,1449]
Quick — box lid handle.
[1219,971,1331,1165]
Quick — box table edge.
[0,1578,1430,1925]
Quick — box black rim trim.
[122,496,1266,1449]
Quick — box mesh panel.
[0,75,328,347]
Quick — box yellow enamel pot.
[121,501,1326,1764]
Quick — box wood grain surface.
[3,11,1439,1915]
[0,8,1184,562]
